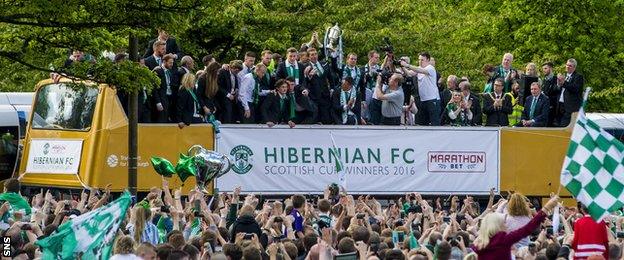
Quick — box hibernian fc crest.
[230,145,253,174]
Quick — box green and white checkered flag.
[560,88,624,221]
[35,191,132,259]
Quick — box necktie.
[529,97,537,119]
[288,66,294,77]
[165,70,171,85]
[315,63,323,75]
[156,58,162,66]
[279,97,285,111]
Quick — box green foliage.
[0,0,201,94]
[588,86,624,113]
[0,0,622,112]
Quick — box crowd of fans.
[62,30,585,129]
[69,29,580,129]
[2,177,623,260]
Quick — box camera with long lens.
[379,37,394,53]
[377,68,394,84]
[378,37,402,67]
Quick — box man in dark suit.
[144,40,166,71]
[440,75,459,125]
[261,79,296,128]
[152,54,179,123]
[330,52,365,103]
[217,60,243,123]
[276,48,306,89]
[516,82,549,127]
[483,78,512,126]
[330,76,362,125]
[556,58,584,127]
[541,62,560,127]
[492,53,519,93]
[177,56,195,77]
[459,80,483,126]
[303,48,331,124]
[142,29,182,60]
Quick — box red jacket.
[571,215,609,260]
[472,211,547,260]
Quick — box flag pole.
[558,87,591,197]
[580,87,592,110]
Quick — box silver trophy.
[188,145,232,194]
[325,23,343,51]
[324,23,344,69]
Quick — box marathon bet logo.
[230,145,253,174]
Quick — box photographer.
[362,50,381,124]
[399,52,441,126]
[374,73,405,125]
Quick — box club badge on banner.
[217,126,500,194]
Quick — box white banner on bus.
[25,139,83,174]
[217,126,499,194]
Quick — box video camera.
[379,37,394,53]
[378,37,402,67]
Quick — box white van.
[587,113,624,142]
[0,92,34,179]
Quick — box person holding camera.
[400,52,441,126]
[374,73,405,125]
[360,50,380,120]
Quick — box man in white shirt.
[239,63,269,123]
[400,52,441,125]
[238,51,256,81]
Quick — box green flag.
[0,192,31,216]
[35,191,132,259]
[560,89,624,221]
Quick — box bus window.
[0,126,18,180]
[31,84,98,131]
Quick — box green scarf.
[252,74,261,104]
[287,64,300,82]
[190,218,201,237]
[409,232,420,249]
[288,92,296,120]
[339,89,355,124]
[156,216,168,243]
[343,65,361,94]
[0,192,31,215]
[187,89,202,114]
